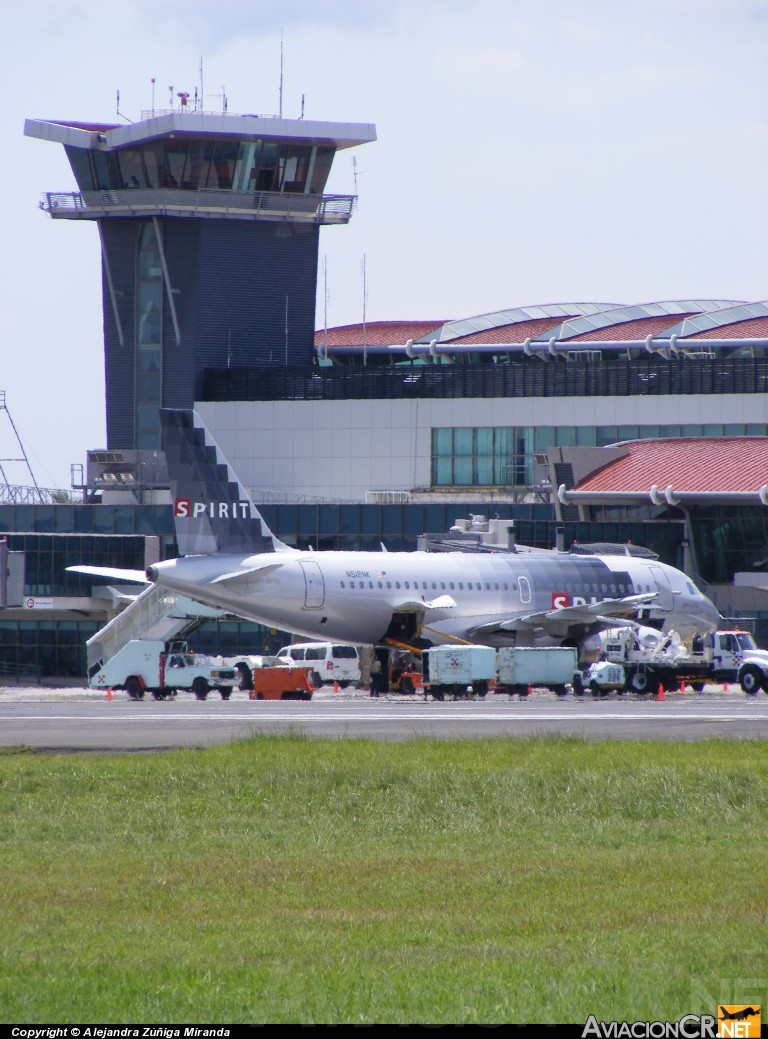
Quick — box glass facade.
[66,138,335,196]
[432,424,768,488]
[1,499,767,674]
[136,222,163,448]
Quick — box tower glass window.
[136,222,163,448]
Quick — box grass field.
[0,734,766,1024]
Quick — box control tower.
[26,105,376,451]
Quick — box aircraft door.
[300,560,325,609]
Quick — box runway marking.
[5,712,767,722]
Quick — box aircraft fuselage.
[148,546,719,647]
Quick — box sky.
[2,0,767,490]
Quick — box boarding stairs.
[86,583,221,674]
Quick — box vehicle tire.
[691,682,705,693]
[217,687,232,700]
[629,669,652,695]
[553,684,568,697]
[192,677,209,701]
[256,692,265,700]
[235,663,253,691]
[475,680,488,698]
[572,673,584,697]
[590,680,600,697]
[151,689,166,701]
[400,675,414,696]
[311,670,322,689]
[126,676,144,700]
[739,665,763,696]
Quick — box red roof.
[690,316,768,339]
[448,316,576,345]
[314,320,446,347]
[576,438,768,494]
[566,314,698,343]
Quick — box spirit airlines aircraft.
[88,410,721,652]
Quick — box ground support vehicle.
[599,628,768,695]
[276,642,361,687]
[247,665,315,700]
[424,645,496,700]
[89,640,238,701]
[573,661,627,697]
[496,646,578,697]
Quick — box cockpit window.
[686,582,697,595]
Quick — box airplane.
[73,409,720,654]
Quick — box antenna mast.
[279,30,284,117]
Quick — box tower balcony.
[39,187,357,224]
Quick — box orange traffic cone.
[657,683,664,701]
[723,682,728,692]
[333,680,340,695]
[106,687,113,702]
[679,681,686,693]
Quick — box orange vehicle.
[389,662,424,695]
[248,665,315,700]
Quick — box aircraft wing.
[467,592,658,640]
[394,594,457,612]
[210,561,286,583]
[67,565,148,583]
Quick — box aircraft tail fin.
[160,409,289,557]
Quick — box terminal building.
[2,101,767,676]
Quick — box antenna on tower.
[115,89,132,123]
[199,56,205,111]
[0,391,46,504]
[150,77,156,116]
[279,29,284,117]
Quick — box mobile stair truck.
[89,639,239,701]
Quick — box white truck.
[89,640,239,701]
[572,660,627,697]
[597,627,768,695]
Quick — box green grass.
[0,735,766,1023]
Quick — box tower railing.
[39,188,357,224]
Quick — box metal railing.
[0,483,71,505]
[40,189,356,224]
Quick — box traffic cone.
[106,687,113,702]
[679,681,686,693]
[333,680,340,695]
[723,682,728,692]
[527,684,532,697]
[657,683,664,701]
